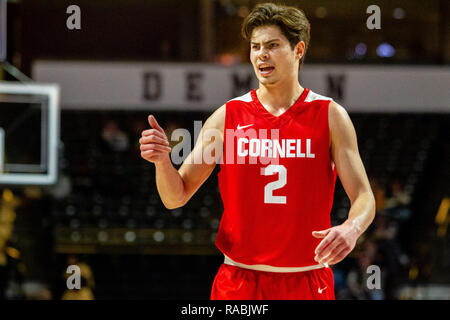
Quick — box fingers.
[315,237,342,263]
[314,230,337,258]
[327,246,352,265]
[141,128,167,140]
[139,134,170,146]
[312,228,331,239]
[313,226,356,265]
[140,140,171,163]
[140,143,171,153]
[317,242,346,264]
[148,115,164,133]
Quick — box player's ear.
[295,41,305,60]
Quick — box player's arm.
[312,101,376,265]
[139,105,225,209]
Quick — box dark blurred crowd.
[0,187,95,300]
[333,175,413,300]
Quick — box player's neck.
[257,81,304,114]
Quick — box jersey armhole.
[327,100,333,151]
[327,100,337,172]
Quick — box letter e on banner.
[186,73,204,101]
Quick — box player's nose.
[259,50,269,60]
[256,47,269,60]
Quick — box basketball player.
[139,3,375,300]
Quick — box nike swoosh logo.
[237,124,254,130]
[318,286,327,294]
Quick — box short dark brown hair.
[241,2,311,67]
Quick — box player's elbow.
[366,190,377,220]
[162,199,185,210]
[161,194,188,210]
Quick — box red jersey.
[215,88,337,267]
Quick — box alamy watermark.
[65,5,380,32]
[366,265,381,289]
[66,264,81,290]
[366,5,381,30]
[64,262,381,290]
[166,121,316,167]
[66,5,81,30]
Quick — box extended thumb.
[148,115,162,131]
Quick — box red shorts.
[210,263,335,300]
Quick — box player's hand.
[312,220,360,265]
[139,115,172,164]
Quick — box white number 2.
[261,165,287,204]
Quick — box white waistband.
[223,255,328,273]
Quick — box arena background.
[0,0,449,300]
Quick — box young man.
[139,3,375,300]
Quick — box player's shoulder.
[327,98,353,138]
[204,103,226,132]
[204,90,251,128]
[224,90,255,118]
[303,89,351,136]
[304,89,333,103]
[303,88,349,119]
[226,90,254,105]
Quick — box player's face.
[250,25,301,86]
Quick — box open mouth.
[259,66,275,76]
